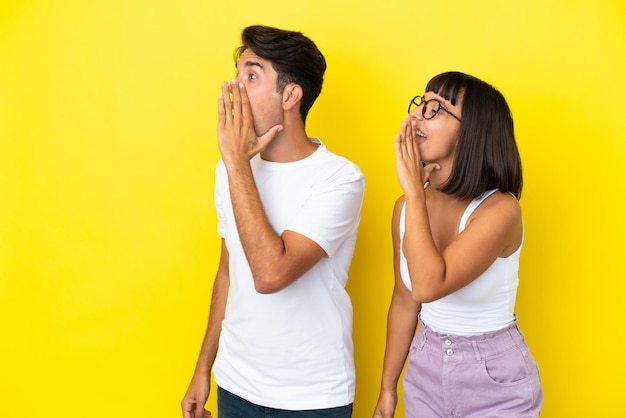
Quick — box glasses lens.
[423,100,440,120]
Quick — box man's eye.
[248,74,257,80]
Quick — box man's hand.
[217,80,283,164]
[181,373,212,418]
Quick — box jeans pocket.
[483,346,531,385]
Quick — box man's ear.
[282,83,303,111]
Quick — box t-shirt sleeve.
[285,163,365,257]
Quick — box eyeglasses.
[408,95,461,121]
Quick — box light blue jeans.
[217,387,353,418]
[403,320,543,417]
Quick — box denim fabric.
[403,320,543,417]
[217,387,353,418]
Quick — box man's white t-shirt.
[212,139,365,410]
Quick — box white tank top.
[399,190,521,335]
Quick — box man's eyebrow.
[240,61,264,70]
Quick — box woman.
[373,72,542,417]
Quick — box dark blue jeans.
[217,386,353,418]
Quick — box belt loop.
[418,328,427,349]
[471,340,481,362]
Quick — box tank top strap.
[458,189,498,233]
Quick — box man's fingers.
[220,81,232,123]
[217,93,226,128]
[238,82,253,123]
[254,124,283,154]
[230,79,242,119]
[181,399,195,418]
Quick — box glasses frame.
[408,95,462,121]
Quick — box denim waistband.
[416,319,526,362]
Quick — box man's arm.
[226,162,326,294]
[218,81,326,294]
[181,239,230,418]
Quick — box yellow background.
[1,0,625,416]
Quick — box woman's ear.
[282,83,303,111]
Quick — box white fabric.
[400,190,520,335]
[213,139,365,410]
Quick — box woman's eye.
[248,73,257,80]
[426,103,438,116]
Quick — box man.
[181,25,365,418]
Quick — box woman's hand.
[394,116,439,195]
[373,388,398,418]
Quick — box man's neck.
[260,127,318,163]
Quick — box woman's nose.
[410,107,424,120]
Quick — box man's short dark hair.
[235,25,327,122]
